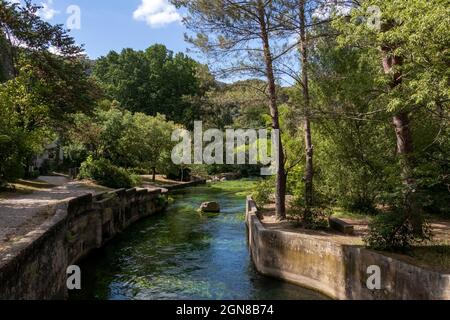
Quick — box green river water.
[70,181,327,300]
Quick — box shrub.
[342,196,378,215]
[364,210,432,252]
[291,197,331,230]
[28,169,40,179]
[252,178,275,208]
[129,168,150,175]
[79,156,141,189]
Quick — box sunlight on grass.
[332,208,373,220]
[0,179,55,198]
[208,179,257,196]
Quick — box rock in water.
[200,202,221,213]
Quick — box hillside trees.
[92,44,209,129]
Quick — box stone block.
[329,217,354,235]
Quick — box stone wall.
[246,196,450,300]
[0,188,168,300]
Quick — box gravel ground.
[0,176,104,253]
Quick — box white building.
[33,139,64,169]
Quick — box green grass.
[332,207,373,220]
[208,179,257,196]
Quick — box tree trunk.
[299,0,314,208]
[0,29,17,79]
[381,49,414,182]
[382,46,421,231]
[152,167,156,182]
[257,0,286,220]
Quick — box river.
[70,181,327,300]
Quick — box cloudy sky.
[11,0,189,59]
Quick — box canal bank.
[70,181,327,300]
[0,180,327,300]
[246,196,450,300]
[0,187,168,299]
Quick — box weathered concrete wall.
[246,197,450,300]
[0,188,168,300]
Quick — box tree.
[0,0,83,76]
[92,44,208,128]
[120,113,177,181]
[306,30,390,212]
[174,0,290,219]
[0,0,98,128]
[199,79,273,129]
[0,1,96,182]
[335,0,449,247]
[0,68,53,184]
[276,0,354,210]
[0,32,13,80]
[66,103,178,181]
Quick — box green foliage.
[252,178,275,208]
[1,1,97,124]
[78,156,141,189]
[334,0,449,116]
[331,0,450,250]
[364,180,433,251]
[92,44,210,128]
[364,210,432,252]
[291,202,331,231]
[65,103,178,174]
[0,70,52,183]
[64,103,180,182]
[200,80,271,129]
[0,1,97,184]
[0,0,82,57]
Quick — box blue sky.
[21,0,191,59]
[10,0,304,85]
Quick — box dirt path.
[0,176,108,252]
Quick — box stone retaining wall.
[246,196,450,300]
[0,188,168,300]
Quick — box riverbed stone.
[200,202,221,213]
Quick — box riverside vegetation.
[0,0,448,261]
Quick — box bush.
[28,169,40,179]
[79,156,141,189]
[364,210,432,252]
[342,196,378,215]
[129,168,150,175]
[291,197,331,230]
[252,178,275,208]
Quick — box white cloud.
[133,0,181,28]
[37,0,59,21]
